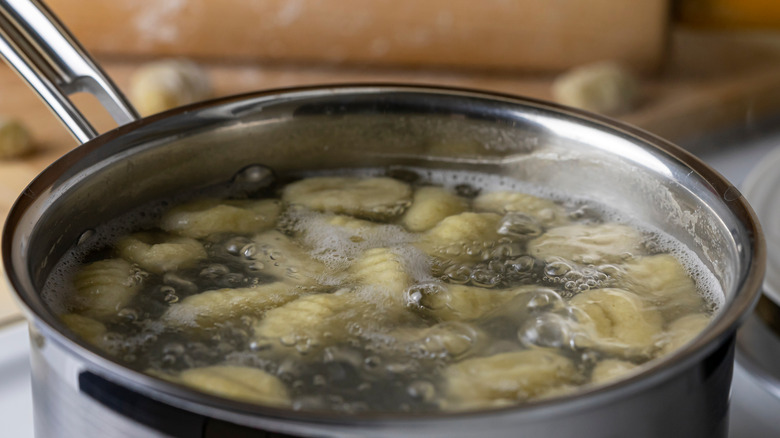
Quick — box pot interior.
[2,86,762,414]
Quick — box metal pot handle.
[0,0,139,144]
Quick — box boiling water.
[43,167,723,413]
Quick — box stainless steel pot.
[0,1,766,437]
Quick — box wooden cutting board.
[46,0,669,72]
[3,28,780,320]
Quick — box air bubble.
[163,273,197,294]
[232,164,275,194]
[444,264,471,284]
[224,237,252,255]
[407,380,436,401]
[241,243,258,259]
[518,313,578,350]
[470,268,500,288]
[544,259,572,277]
[117,307,139,321]
[405,282,450,310]
[498,212,543,238]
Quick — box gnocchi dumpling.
[589,359,638,385]
[160,198,281,238]
[252,291,357,350]
[130,59,212,116]
[473,191,568,226]
[0,117,33,159]
[617,254,704,312]
[401,186,468,232]
[419,212,502,262]
[282,176,412,220]
[569,288,663,356]
[442,349,578,411]
[660,313,711,355]
[162,282,300,328]
[60,313,109,350]
[389,322,482,358]
[175,365,290,407]
[528,223,646,264]
[349,247,414,308]
[117,232,206,274]
[251,231,325,287]
[71,258,141,319]
[411,283,528,322]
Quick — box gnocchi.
[618,254,705,313]
[251,231,326,287]
[570,288,664,356]
[590,359,638,385]
[71,258,141,319]
[130,59,212,116]
[282,176,412,220]
[54,171,717,413]
[162,282,301,328]
[419,212,502,262]
[0,117,33,159]
[473,191,568,226]
[117,232,206,274]
[528,223,646,264]
[160,198,281,238]
[252,291,358,350]
[175,365,290,407]
[401,186,468,232]
[61,313,109,351]
[442,349,578,411]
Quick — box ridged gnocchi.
[590,359,638,385]
[413,284,527,322]
[617,254,705,313]
[252,291,357,350]
[282,176,412,220]
[528,223,646,264]
[401,186,468,232]
[160,198,281,238]
[419,212,502,262]
[55,171,718,413]
[442,349,578,411]
[660,313,711,355]
[389,322,481,358]
[175,365,290,407]
[71,258,141,319]
[162,282,301,328]
[473,191,568,226]
[251,231,325,287]
[569,288,663,356]
[60,313,109,350]
[117,232,206,274]
[130,59,212,116]
[349,247,414,308]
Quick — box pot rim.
[2,83,767,425]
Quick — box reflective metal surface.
[0,0,138,143]
[2,85,766,437]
